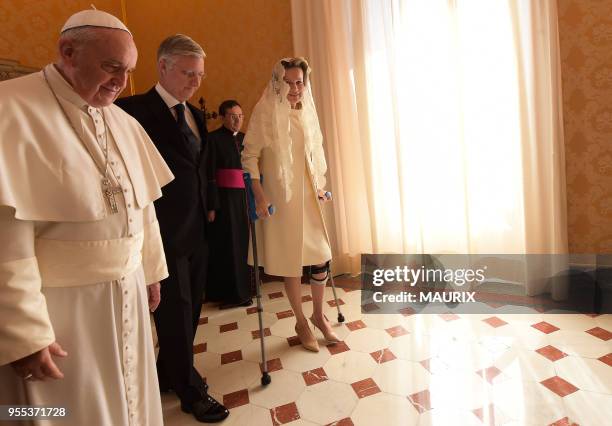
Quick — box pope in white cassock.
[0,10,173,426]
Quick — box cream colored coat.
[242,110,331,277]
[0,65,173,426]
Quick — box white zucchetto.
[61,9,132,36]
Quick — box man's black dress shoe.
[181,394,229,423]
[219,299,253,310]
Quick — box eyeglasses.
[180,69,207,80]
[101,61,135,76]
[228,114,244,119]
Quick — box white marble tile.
[351,393,419,426]
[562,390,612,426]
[489,379,567,425]
[296,380,358,425]
[205,328,254,354]
[323,350,379,384]
[554,355,612,394]
[247,369,306,409]
[343,327,392,354]
[204,359,261,396]
[281,344,332,373]
[372,359,430,396]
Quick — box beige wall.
[0,1,122,68]
[558,0,612,253]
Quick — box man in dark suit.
[116,34,228,423]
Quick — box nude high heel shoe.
[310,315,340,344]
[295,321,319,352]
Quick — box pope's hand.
[147,282,161,312]
[11,342,67,381]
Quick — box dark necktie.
[174,103,200,160]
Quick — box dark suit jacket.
[116,88,218,256]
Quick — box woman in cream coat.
[241,58,338,352]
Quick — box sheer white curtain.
[292,0,568,296]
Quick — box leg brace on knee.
[309,261,330,286]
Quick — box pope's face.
[222,105,244,133]
[159,55,205,103]
[62,29,137,107]
[284,67,305,108]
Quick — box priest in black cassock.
[207,100,253,308]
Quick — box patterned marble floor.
[160,280,612,426]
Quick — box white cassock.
[0,64,174,426]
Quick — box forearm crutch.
[244,173,274,386]
[318,191,345,323]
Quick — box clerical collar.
[45,64,90,110]
[220,125,239,136]
[155,82,185,110]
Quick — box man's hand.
[10,342,67,381]
[147,282,161,312]
[207,210,216,222]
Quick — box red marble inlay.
[268,291,284,300]
[585,327,612,341]
[346,320,367,331]
[476,366,503,384]
[246,306,258,315]
[302,367,329,386]
[223,388,249,409]
[198,316,208,325]
[276,310,295,320]
[325,418,355,426]
[438,313,460,322]
[535,345,568,362]
[398,307,415,316]
[270,402,300,426]
[419,358,432,373]
[351,378,381,398]
[361,302,380,312]
[301,294,313,303]
[531,321,560,334]
[597,353,612,367]
[549,417,579,426]
[193,343,207,354]
[370,348,396,364]
[482,316,508,328]
[220,350,243,365]
[327,299,345,307]
[252,328,272,339]
[219,322,238,333]
[287,335,301,347]
[327,341,350,355]
[540,376,579,397]
[260,357,283,373]
[472,404,497,425]
[408,389,432,413]
[385,325,409,337]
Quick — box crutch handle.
[318,191,332,201]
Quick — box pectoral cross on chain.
[102,178,122,214]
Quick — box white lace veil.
[243,57,327,202]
